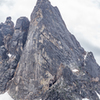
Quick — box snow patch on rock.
[82,98,89,100]
[72,69,79,72]
[84,52,88,60]
[0,92,13,100]
[84,52,88,66]
[95,91,100,99]
[8,53,12,58]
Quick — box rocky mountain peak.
[36,0,50,4]
[0,0,100,100]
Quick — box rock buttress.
[0,17,29,93]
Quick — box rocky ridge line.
[0,0,100,100]
[0,16,29,93]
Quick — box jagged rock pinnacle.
[36,0,50,4]
[0,17,29,93]
[0,0,100,100]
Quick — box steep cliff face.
[0,0,100,100]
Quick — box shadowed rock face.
[0,17,29,93]
[0,0,100,100]
[0,17,14,93]
[0,17,14,47]
[8,17,30,55]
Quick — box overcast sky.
[0,0,100,99]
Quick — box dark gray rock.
[0,17,29,93]
[15,17,29,31]
[0,46,11,93]
[7,0,100,100]
[0,0,99,100]
[2,16,14,36]
[8,17,30,55]
[0,17,14,49]
[0,31,4,46]
[0,17,15,93]
[84,52,100,77]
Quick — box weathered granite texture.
[0,0,100,100]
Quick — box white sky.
[0,0,100,99]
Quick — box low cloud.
[0,0,37,23]
[0,0,6,5]
[0,0,14,6]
